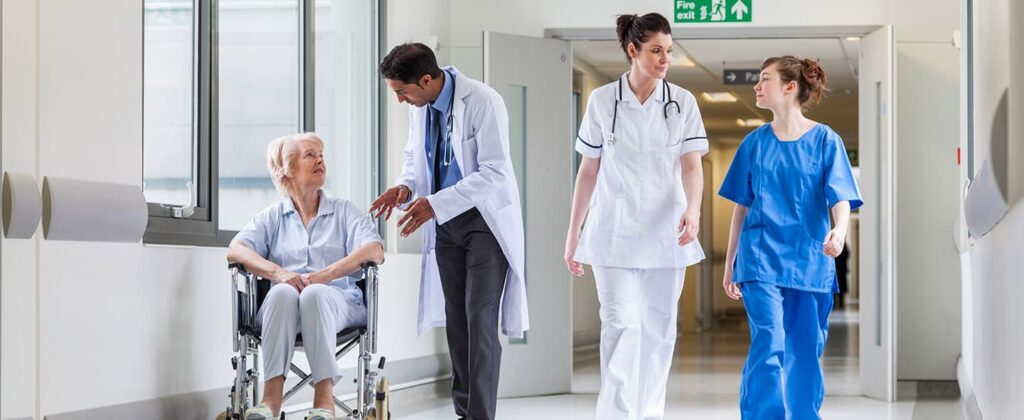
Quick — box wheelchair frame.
[225,261,385,419]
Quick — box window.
[314,0,378,212]
[217,0,301,231]
[143,0,195,208]
[143,0,381,246]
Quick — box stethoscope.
[608,77,682,146]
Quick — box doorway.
[554,25,895,402]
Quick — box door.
[858,25,897,402]
[483,31,573,397]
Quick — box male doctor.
[370,43,527,420]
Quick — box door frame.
[547,24,897,402]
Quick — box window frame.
[142,0,383,247]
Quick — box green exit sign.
[675,0,752,23]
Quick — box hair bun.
[615,14,638,45]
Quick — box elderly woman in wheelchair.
[226,133,384,420]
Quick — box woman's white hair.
[266,132,324,196]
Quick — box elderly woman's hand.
[276,269,309,292]
[301,271,333,287]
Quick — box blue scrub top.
[234,190,383,303]
[719,123,863,293]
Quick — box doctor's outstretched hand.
[564,232,585,277]
[677,210,700,246]
[397,197,435,237]
[369,185,411,221]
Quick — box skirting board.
[44,353,451,420]
[957,356,983,420]
[896,380,961,401]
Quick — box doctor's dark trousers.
[435,207,508,420]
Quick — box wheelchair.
[221,261,390,420]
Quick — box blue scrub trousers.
[739,281,833,420]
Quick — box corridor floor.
[399,306,962,419]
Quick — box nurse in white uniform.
[564,12,709,420]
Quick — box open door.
[483,32,573,398]
[858,25,897,402]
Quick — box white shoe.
[305,408,334,420]
[244,404,276,420]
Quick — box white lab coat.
[395,66,529,338]
[573,73,709,269]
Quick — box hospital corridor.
[2,0,1022,419]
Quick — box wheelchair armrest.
[363,262,380,354]
[228,262,249,274]
[229,262,261,352]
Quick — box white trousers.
[258,283,367,385]
[592,266,686,420]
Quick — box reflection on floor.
[398,306,962,419]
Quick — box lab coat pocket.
[581,199,622,260]
[460,135,478,167]
[602,131,618,155]
[667,137,684,156]
[485,185,515,211]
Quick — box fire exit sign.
[675,0,752,23]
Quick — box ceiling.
[572,37,861,147]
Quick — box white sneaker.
[244,404,275,420]
[304,408,334,420]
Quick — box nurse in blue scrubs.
[719,55,863,420]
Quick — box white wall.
[1,0,39,417]
[443,0,959,69]
[1,1,446,418]
[963,0,1024,416]
[422,0,963,380]
[966,204,1024,418]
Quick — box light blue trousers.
[739,281,832,420]
[258,283,367,386]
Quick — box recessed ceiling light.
[674,54,696,67]
[846,36,861,42]
[701,92,738,103]
[735,118,766,127]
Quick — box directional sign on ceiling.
[723,69,760,85]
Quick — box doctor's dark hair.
[761,55,829,106]
[379,43,444,84]
[615,13,672,63]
